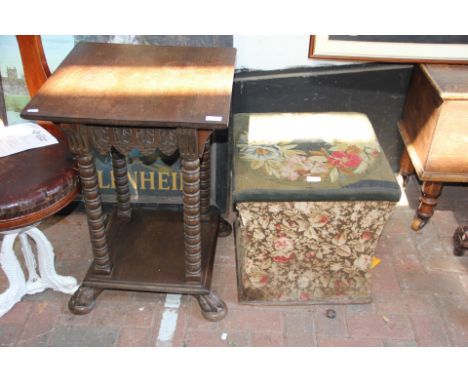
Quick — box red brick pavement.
[1,180,467,347]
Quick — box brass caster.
[411,217,427,231]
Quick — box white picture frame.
[309,35,468,63]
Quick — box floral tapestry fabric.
[232,113,401,203]
[236,201,396,304]
[237,130,380,184]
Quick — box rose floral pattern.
[235,201,396,304]
[236,130,381,183]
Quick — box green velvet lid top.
[232,112,401,203]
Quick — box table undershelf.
[82,207,220,295]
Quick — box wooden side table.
[21,42,236,321]
[399,64,468,231]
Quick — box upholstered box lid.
[232,113,401,203]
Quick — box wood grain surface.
[424,64,468,99]
[21,42,236,129]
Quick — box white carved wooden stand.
[0,225,78,317]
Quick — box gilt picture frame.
[309,35,468,64]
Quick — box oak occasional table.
[399,64,468,231]
[21,42,236,321]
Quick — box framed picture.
[309,35,468,63]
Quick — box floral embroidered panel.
[233,113,400,203]
[236,201,396,304]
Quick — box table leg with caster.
[412,181,443,231]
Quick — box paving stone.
[375,233,392,255]
[434,295,468,346]
[414,232,451,260]
[171,305,188,347]
[284,334,317,347]
[384,217,415,236]
[118,327,155,347]
[431,209,463,239]
[251,331,285,346]
[398,271,465,296]
[314,305,348,338]
[422,255,468,274]
[221,282,241,307]
[391,251,425,274]
[346,302,376,315]
[94,289,131,304]
[184,329,249,347]
[18,301,61,344]
[3,183,466,347]
[0,324,21,346]
[127,290,166,305]
[459,274,468,297]
[373,292,438,315]
[347,313,414,340]
[214,252,236,266]
[58,311,94,327]
[17,332,51,346]
[410,314,450,346]
[22,285,72,301]
[219,307,284,334]
[391,204,415,220]
[211,264,237,294]
[318,337,383,347]
[390,233,420,256]
[283,310,315,337]
[371,260,401,294]
[48,325,119,347]
[126,304,161,328]
[91,302,133,327]
[186,300,221,331]
[0,300,33,325]
[383,339,418,347]
[437,234,466,256]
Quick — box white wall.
[233,35,351,71]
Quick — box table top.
[423,63,468,100]
[21,42,236,129]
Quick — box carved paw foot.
[218,218,232,238]
[196,291,227,321]
[68,286,102,315]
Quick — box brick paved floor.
[1,176,467,347]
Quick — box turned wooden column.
[412,181,444,231]
[63,124,112,274]
[200,139,211,216]
[177,128,202,283]
[111,147,132,219]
